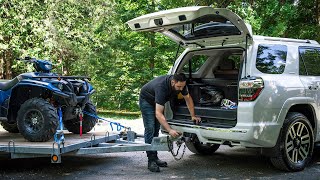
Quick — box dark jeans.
[139,98,160,161]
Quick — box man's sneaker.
[148,161,160,172]
[155,159,168,167]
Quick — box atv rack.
[31,76,91,80]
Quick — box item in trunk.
[199,87,224,106]
[221,98,237,109]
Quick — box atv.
[0,57,97,142]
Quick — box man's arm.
[183,93,201,123]
[155,103,180,138]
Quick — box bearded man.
[139,73,201,172]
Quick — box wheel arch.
[7,85,54,123]
[287,104,316,130]
[278,97,317,130]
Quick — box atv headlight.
[83,84,87,91]
[53,83,63,90]
[44,64,52,70]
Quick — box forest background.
[0,0,319,114]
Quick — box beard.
[172,85,181,94]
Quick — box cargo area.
[168,48,243,128]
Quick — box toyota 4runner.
[127,6,320,171]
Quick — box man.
[139,73,201,172]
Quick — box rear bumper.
[167,103,283,148]
[166,121,281,147]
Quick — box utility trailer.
[0,130,171,163]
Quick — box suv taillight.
[239,77,264,101]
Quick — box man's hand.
[192,116,201,124]
[169,129,181,138]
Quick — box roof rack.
[262,37,319,44]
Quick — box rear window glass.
[299,47,320,76]
[170,15,240,40]
[256,44,287,74]
[228,55,241,69]
[182,55,208,73]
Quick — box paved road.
[1,143,320,180]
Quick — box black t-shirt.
[140,75,188,106]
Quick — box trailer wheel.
[1,121,19,133]
[270,112,314,171]
[17,98,58,142]
[186,135,220,155]
[64,101,97,134]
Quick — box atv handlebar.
[16,57,37,63]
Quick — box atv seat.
[0,77,20,91]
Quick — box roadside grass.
[97,109,141,120]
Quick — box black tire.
[17,98,58,142]
[64,101,97,134]
[185,135,220,155]
[1,121,19,133]
[270,112,314,171]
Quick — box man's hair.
[173,73,187,82]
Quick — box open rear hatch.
[127,6,252,48]
[128,6,252,128]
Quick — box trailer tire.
[186,135,220,155]
[1,121,19,133]
[64,101,97,134]
[17,98,58,142]
[270,112,314,171]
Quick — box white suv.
[127,6,320,171]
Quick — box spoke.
[297,123,305,136]
[289,126,297,139]
[25,118,31,124]
[31,112,36,118]
[286,141,294,153]
[291,149,298,163]
[299,147,308,160]
[301,134,310,145]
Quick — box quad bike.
[0,57,97,142]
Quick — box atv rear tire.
[1,121,19,133]
[17,98,59,142]
[186,135,220,155]
[64,101,97,134]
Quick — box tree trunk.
[279,0,286,5]
[4,50,12,79]
[149,0,156,78]
[317,0,320,25]
[149,33,155,77]
[0,54,3,79]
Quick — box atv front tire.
[17,98,59,142]
[64,101,97,134]
[1,121,19,133]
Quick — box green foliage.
[0,0,319,112]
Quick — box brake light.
[239,77,264,101]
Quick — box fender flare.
[276,97,317,127]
